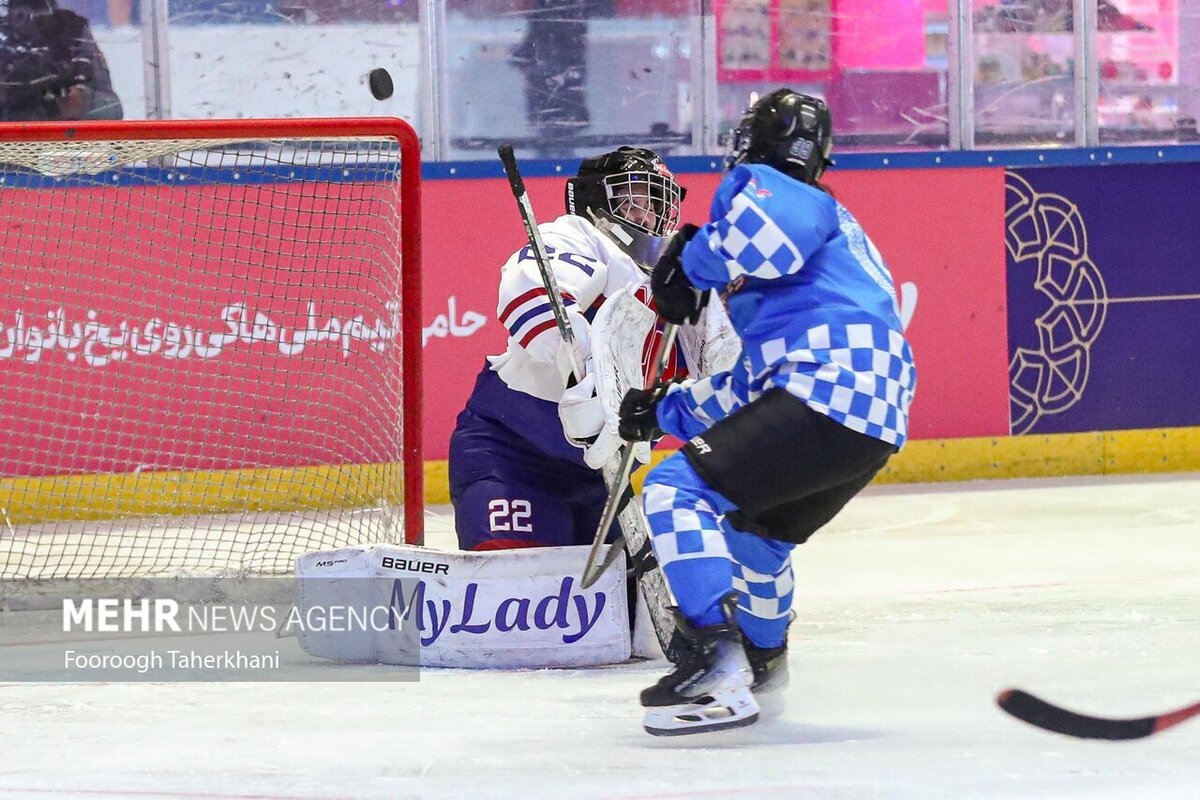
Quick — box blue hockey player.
[618,90,917,735]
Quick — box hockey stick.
[497,143,585,383]
[497,143,676,652]
[996,688,1200,740]
[580,322,677,590]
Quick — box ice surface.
[1,473,1197,799]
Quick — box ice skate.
[640,603,759,736]
[745,640,789,718]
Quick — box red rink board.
[1,166,1009,477]
[418,167,1011,456]
[0,183,405,477]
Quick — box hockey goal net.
[0,118,423,583]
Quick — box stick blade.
[580,536,624,589]
[997,688,1158,740]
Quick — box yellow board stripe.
[873,426,1200,484]
[0,463,404,525]
[427,425,1200,504]
[3,427,1197,523]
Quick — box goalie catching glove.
[650,223,708,326]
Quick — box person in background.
[0,0,123,121]
[510,0,613,156]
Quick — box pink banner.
[826,167,1010,440]
[2,167,1011,480]
[0,183,406,477]
[419,166,1012,457]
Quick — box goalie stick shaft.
[580,322,678,590]
[996,688,1200,740]
[497,143,584,382]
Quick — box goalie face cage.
[0,118,423,582]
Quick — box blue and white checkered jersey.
[654,164,917,448]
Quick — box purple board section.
[1006,165,1200,435]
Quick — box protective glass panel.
[164,0,420,123]
[715,0,951,153]
[440,1,700,161]
[1096,0,1185,144]
[972,0,1078,146]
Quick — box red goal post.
[0,117,423,581]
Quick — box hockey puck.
[368,68,394,100]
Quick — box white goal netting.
[0,121,422,584]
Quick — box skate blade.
[643,690,761,737]
[753,687,786,719]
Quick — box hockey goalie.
[294,147,736,669]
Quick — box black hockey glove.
[618,382,673,442]
[650,223,709,326]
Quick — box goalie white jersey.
[449,210,735,553]
[488,214,668,403]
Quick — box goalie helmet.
[565,146,682,269]
[725,89,834,184]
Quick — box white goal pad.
[293,544,631,669]
[678,295,741,378]
[591,287,658,444]
[591,288,741,433]
[585,289,742,655]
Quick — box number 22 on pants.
[488,499,533,533]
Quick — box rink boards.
[415,154,1200,496]
[4,151,1200,520]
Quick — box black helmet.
[565,146,682,268]
[725,89,834,183]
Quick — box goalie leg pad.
[294,544,632,669]
[682,388,896,545]
[627,535,659,578]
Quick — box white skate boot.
[745,639,789,718]
[640,598,759,736]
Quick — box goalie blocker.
[293,544,664,669]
